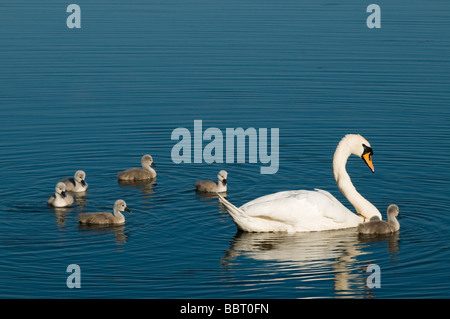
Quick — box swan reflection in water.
[221,229,400,297]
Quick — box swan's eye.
[362,144,373,156]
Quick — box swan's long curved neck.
[333,140,381,220]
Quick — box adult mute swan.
[218,134,383,232]
[196,170,228,193]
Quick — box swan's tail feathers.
[217,193,249,230]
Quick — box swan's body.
[218,134,383,233]
[61,170,88,192]
[118,154,156,181]
[48,182,74,208]
[196,170,228,193]
[78,199,131,225]
[358,204,401,235]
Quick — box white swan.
[196,170,228,193]
[218,134,383,232]
[47,182,74,208]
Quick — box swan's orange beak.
[362,152,375,173]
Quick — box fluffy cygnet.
[118,154,156,181]
[78,199,131,225]
[357,204,401,235]
[195,170,228,193]
[48,182,74,208]
[61,170,88,192]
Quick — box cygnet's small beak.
[81,180,86,187]
[61,191,67,198]
[151,162,156,167]
[397,213,402,219]
[124,207,132,214]
[222,179,227,186]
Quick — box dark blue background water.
[0,0,449,298]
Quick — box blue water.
[0,0,449,298]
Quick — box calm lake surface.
[0,0,449,298]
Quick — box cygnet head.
[115,199,131,214]
[342,134,374,173]
[74,170,87,186]
[141,154,156,168]
[387,204,401,219]
[55,182,67,197]
[218,170,228,185]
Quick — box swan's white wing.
[312,188,357,223]
[241,190,319,221]
[238,189,361,232]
